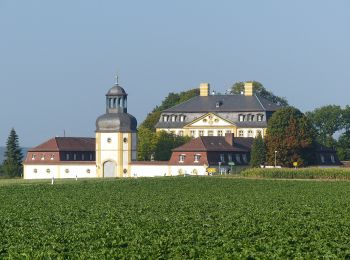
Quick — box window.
[242,154,248,163]
[82,154,85,160]
[65,169,69,173]
[123,137,128,143]
[86,169,91,174]
[199,130,204,136]
[190,130,196,137]
[89,153,93,160]
[179,154,186,163]
[257,114,264,122]
[163,115,169,122]
[208,130,214,136]
[32,154,36,160]
[239,130,244,137]
[171,115,177,122]
[50,154,55,160]
[256,130,262,137]
[178,130,184,136]
[66,154,70,160]
[239,114,245,122]
[248,130,253,137]
[46,169,50,173]
[194,154,201,163]
[331,155,335,163]
[203,119,207,123]
[41,154,45,160]
[235,154,241,163]
[217,130,223,136]
[228,154,233,162]
[320,155,325,163]
[33,169,37,173]
[220,154,225,162]
[247,114,252,121]
[107,138,112,143]
[180,115,185,122]
[74,153,77,160]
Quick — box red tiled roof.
[29,137,95,152]
[172,136,254,152]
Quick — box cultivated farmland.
[1,177,350,258]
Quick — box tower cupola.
[96,76,137,132]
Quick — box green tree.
[336,131,350,161]
[3,128,23,177]
[137,127,156,161]
[139,88,199,131]
[306,105,342,148]
[230,81,288,106]
[153,131,191,161]
[250,133,266,167]
[265,107,316,167]
[341,105,350,132]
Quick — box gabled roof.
[172,136,254,152]
[163,94,281,113]
[29,137,95,152]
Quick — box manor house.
[155,82,282,138]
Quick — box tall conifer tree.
[3,128,23,177]
[250,133,266,167]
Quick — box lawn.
[1,177,350,258]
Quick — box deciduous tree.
[265,107,316,167]
[306,105,342,148]
[231,81,288,106]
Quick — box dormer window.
[50,154,55,160]
[180,115,185,122]
[163,115,169,122]
[41,154,45,160]
[257,114,264,122]
[32,154,36,160]
[239,114,245,122]
[247,114,253,122]
[216,101,222,108]
[171,115,177,122]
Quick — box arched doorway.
[103,161,116,178]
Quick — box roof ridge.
[254,94,266,111]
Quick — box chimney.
[244,82,253,96]
[225,133,234,146]
[199,83,210,97]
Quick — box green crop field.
[1,177,350,258]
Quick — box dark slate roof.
[235,121,268,128]
[172,136,254,152]
[106,84,127,96]
[163,94,281,113]
[155,121,188,129]
[29,137,95,152]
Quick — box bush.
[242,167,350,180]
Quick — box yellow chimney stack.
[244,82,253,96]
[199,83,210,97]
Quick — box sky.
[0,0,349,147]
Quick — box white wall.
[24,164,97,179]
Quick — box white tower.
[95,79,137,177]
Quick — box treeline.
[0,128,23,178]
[306,105,350,160]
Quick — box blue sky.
[1,0,349,147]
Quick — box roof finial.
[115,74,119,85]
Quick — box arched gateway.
[103,161,116,178]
